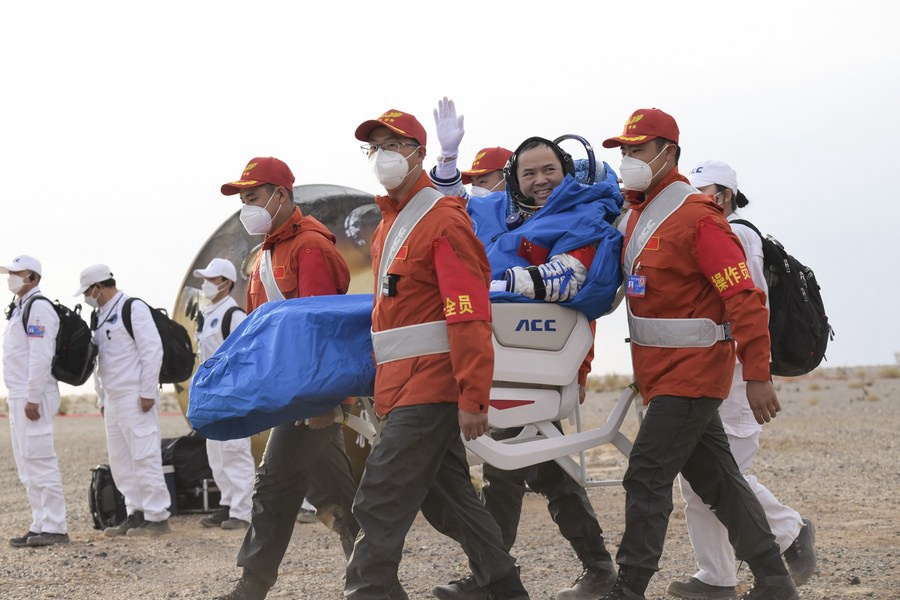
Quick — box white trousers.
[7,393,67,534]
[206,437,256,522]
[678,432,803,587]
[104,392,171,522]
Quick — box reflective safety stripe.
[260,250,286,302]
[371,321,449,365]
[377,187,444,301]
[624,181,731,348]
[628,315,731,348]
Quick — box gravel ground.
[0,366,897,599]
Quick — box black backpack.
[89,464,127,530]
[161,432,220,512]
[196,305,246,339]
[122,297,196,384]
[22,296,98,386]
[732,220,834,377]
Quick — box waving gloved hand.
[433,97,465,157]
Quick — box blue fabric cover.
[467,165,625,320]
[187,294,376,440]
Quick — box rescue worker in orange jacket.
[214,157,371,600]
[344,109,529,600]
[596,109,799,600]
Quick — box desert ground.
[0,366,897,599]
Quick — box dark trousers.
[616,396,777,572]
[483,423,612,568]
[345,403,519,599]
[237,422,358,587]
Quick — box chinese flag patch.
[517,237,550,266]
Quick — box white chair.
[464,303,642,486]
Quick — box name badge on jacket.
[626,274,646,298]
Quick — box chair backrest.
[488,303,593,428]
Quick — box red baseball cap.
[354,109,427,147]
[461,147,513,184]
[221,157,295,196]
[602,108,680,148]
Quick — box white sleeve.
[429,165,467,199]
[130,301,164,399]
[25,300,58,402]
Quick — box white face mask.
[201,280,225,300]
[619,144,670,192]
[240,187,280,235]
[469,179,504,198]
[7,274,26,294]
[84,288,100,309]
[369,148,419,190]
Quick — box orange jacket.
[247,206,350,312]
[371,173,493,416]
[622,169,770,403]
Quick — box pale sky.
[2,0,897,391]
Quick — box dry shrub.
[808,382,822,391]
[806,397,819,406]
[586,373,633,393]
[848,381,865,389]
[879,366,900,379]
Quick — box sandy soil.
[0,366,897,599]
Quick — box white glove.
[504,266,537,298]
[544,253,589,301]
[538,259,577,302]
[433,97,465,157]
[503,254,587,302]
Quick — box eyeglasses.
[360,142,420,156]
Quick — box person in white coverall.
[76,263,172,537]
[2,255,69,548]
[193,258,254,531]
[665,161,817,600]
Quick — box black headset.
[504,137,576,210]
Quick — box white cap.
[688,160,738,196]
[193,257,237,282]
[0,255,42,276]
[74,264,114,296]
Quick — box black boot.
[556,560,617,599]
[488,567,529,599]
[599,566,653,600]
[214,569,270,600]
[742,547,799,600]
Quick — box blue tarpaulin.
[187,294,376,440]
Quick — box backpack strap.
[222,305,246,339]
[21,294,52,333]
[122,297,139,339]
[730,218,762,239]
